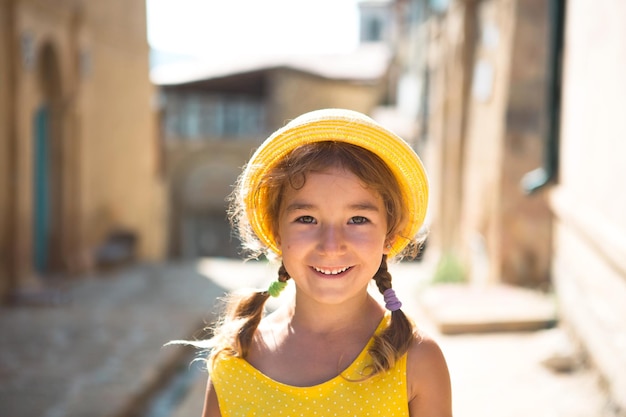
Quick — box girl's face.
[276,166,391,307]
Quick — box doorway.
[32,42,63,275]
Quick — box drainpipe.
[521,0,566,194]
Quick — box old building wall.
[0,0,165,299]
[461,0,551,286]
[551,0,626,408]
[426,0,551,286]
[78,0,165,261]
[498,0,550,287]
[9,0,82,282]
[422,0,477,262]
[0,0,16,297]
[267,69,385,126]
[460,0,514,284]
[165,140,254,258]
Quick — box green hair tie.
[267,280,287,297]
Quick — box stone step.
[419,284,557,334]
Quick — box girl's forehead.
[284,166,371,191]
[281,168,383,206]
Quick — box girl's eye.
[296,215,316,224]
[349,216,369,225]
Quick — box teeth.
[314,266,350,275]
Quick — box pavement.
[0,257,619,417]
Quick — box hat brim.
[241,109,429,258]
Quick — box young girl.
[198,109,452,416]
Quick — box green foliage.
[432,252,466,284]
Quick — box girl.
[198,109,451,416]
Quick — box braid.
[218,264,291,361]
[229,292,269,358]
[277,263,291,284]
[367,255,415,376]
[373,254,393,293]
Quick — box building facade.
[0,0,166,301]
[402,0,552,287]
[551,0,626,408]
[392,0,626,409]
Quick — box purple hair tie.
[383,288,402,311]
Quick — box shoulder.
[406,332,453,416]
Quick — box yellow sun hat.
[241,108,429,258]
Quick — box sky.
[146,0,361,59]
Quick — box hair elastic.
[383,288,402,311]
[267,280,287,297]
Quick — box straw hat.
[241,108,428,258]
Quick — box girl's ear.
[274,233,281,249]
[383,236,396,255]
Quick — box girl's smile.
[276,166,391,305]
[311,265,353,276]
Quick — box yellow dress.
[211,315,409,416]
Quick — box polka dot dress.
[211,315,409,416]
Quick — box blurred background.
[1,0,625,416]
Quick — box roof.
[150,44,392,86]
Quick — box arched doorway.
[32,42,64,275]
[169,152,242,259]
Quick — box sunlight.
[146,0,360,58]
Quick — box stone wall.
[0,0,166,298]
[0,0,16,297]
[551,0,626,408]
[267,68,385,127]
[425,0,551,286]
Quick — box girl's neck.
[284,293,384,335]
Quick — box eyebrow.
[284,201,381,213]
[283,203,315,213]
[349,202,381,212]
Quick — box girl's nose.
[318,225,346,254]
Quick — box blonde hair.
[209,141,424,376]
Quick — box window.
[364,18,383,42]
[163,91,265,141]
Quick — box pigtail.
[367,255,415,376]
[223,291,270,358]
[207,264,291,369]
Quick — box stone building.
[391,0,626,409]
[0,0,166,301]
[551,0,626,409]
[395,0,552,287]
[152,47,392,258]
